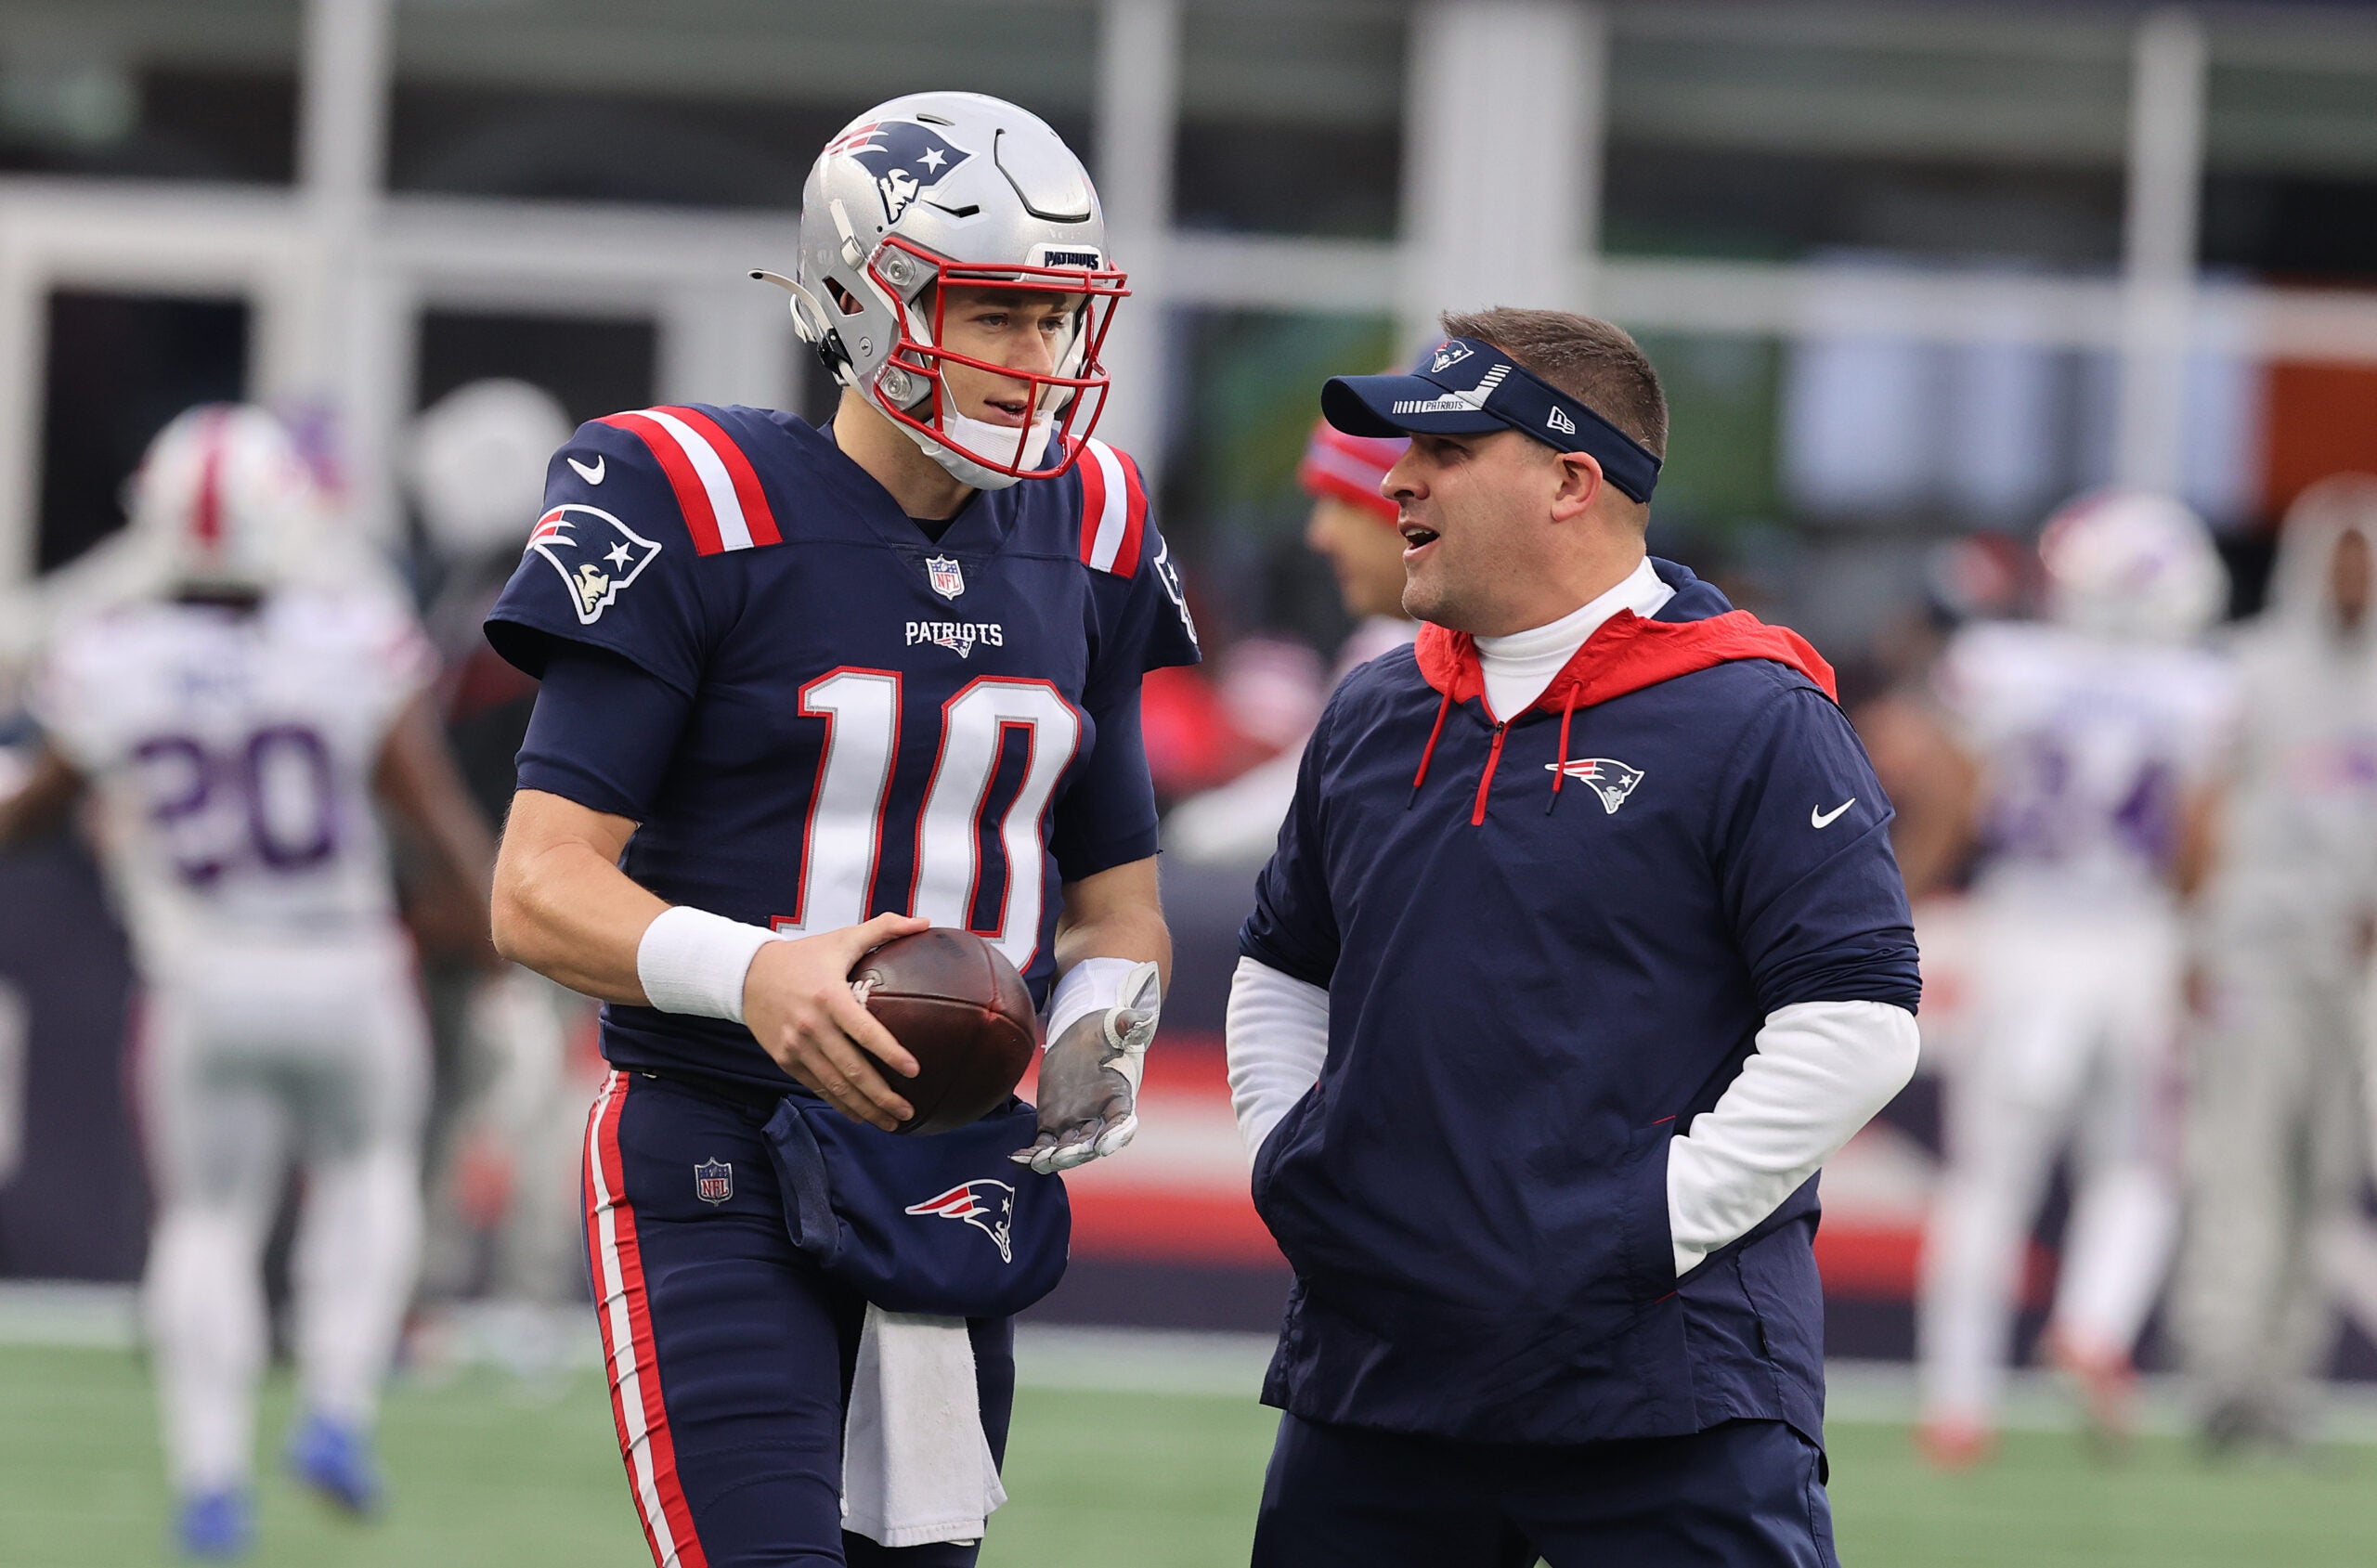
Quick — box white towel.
[840,1305,1007,1549]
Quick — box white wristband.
[1044,956,1140,1048]
[635,906,780,1025]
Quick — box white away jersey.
[1938,620,2236,908]
[32,587,435,967]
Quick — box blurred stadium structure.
[9,0,2377,1561]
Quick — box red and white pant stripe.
[584,1070,709,1568]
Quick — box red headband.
[1297,421,1405,524]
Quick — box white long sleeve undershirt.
[1224,956,1919,1278]
[1224,956,1331,1156]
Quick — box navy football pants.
[582,1070,1015,1568]
[1252,1413,1838,1568]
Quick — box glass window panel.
[1603,10,2128,267]
[0,0,299,183]
[415,307,656,426]
[2202,25,2377,279]
[1175,0,1403,238]
[389,0,1098,208]
[40,291,251,572]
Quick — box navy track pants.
[581,1069,1014,1567]
[1252,1412,1839,1567]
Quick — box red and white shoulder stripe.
[1073,437,1148,578]
[596,406,783,557]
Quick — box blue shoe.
[285,1413,383,1517]
[174,1490,253,1560]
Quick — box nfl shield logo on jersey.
[926,555,966,600]
[1545,757,1646,815]
[694,1159,734,1206]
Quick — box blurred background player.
[1914,491,2235,1465]
[1165,420,1415,863]
[400,379,602,1363]
[2173,474,2377,1456]
[0,405,497,1559]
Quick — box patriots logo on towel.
[829,120,974,223]
[695,1158,734,1206]
[904,1180,1016,1263]
[526,503,661,626]
[1544,757,1646,815]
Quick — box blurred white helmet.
[760,91,1126,490]
[407,378,572,561]
[2037,489,2227,642]
[125,404,328,593]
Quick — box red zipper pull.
[1471,721,1508,826]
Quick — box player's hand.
[744,913,929,1131]
[1012,961,1160,1173]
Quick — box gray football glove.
[1010,961,1160,1174]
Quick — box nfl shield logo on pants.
[694,1159,733,1206]
[926,554,965,600]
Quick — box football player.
[0,405,498,1558]
[1913,491,2236,1464]
[484,93,1197,1564]
[2173,476,2377,1453]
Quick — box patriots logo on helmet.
[1544,757,1645,815]
[829,120,975,223]
[904,1179,1016,1263]
[526,503,661,625]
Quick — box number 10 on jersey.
[773,670,1082,972]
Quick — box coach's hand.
[1013,961,1161,1173]
[745,913,929,1131]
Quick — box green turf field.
[7,1341,2377,1566]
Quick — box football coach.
[1225,308,1921,1567]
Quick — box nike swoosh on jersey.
[1811,798,1856,829]
[568,454,605,485]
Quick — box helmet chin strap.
[916,410,1054,491]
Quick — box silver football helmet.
[757,91,1126,490]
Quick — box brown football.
[849,928,1039,1135]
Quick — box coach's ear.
[1549,449,1605,525]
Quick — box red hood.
[1408,607,1837,825]
[1414,607,1837,714]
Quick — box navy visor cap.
[1320,336,1662,503]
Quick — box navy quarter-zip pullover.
[1240,559,1921,1447]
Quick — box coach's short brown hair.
[1439,306,1668,460]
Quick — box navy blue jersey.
[486,405,1199,1095]
[1240,561,1918,1446]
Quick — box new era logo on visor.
[1547,406,1577,435]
